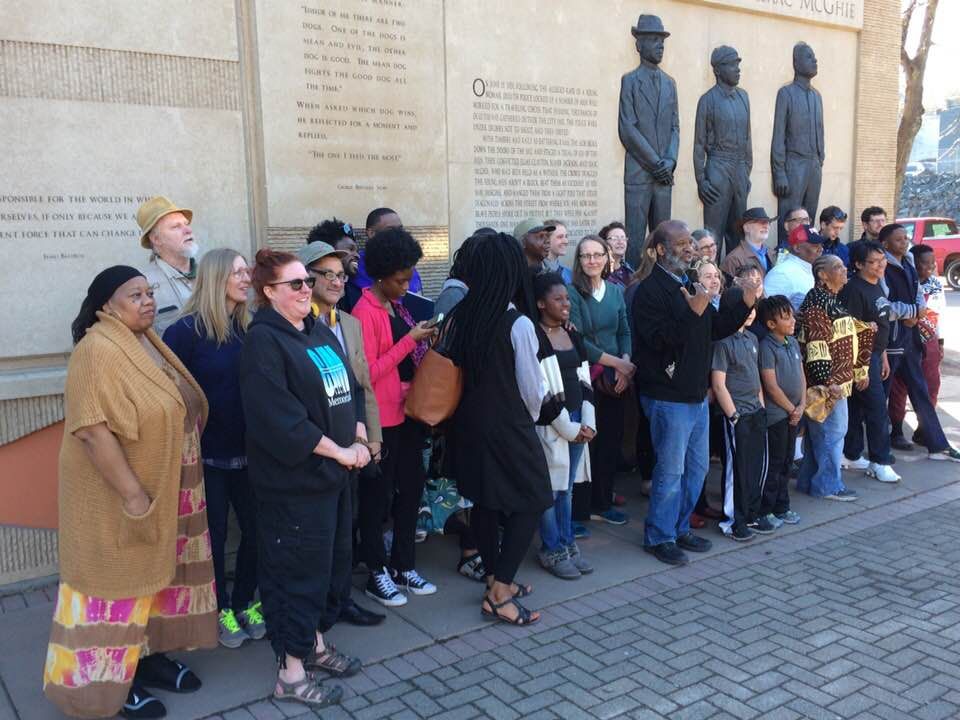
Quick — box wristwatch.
[728,412,740,425]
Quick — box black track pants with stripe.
[720,409,769,534]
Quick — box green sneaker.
[238,602,266,640]
[218,608,248,649]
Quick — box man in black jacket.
[631,220,759,565]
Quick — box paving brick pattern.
[204,489,960,720]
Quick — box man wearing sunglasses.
[296,241,387,628]
[819,206,850,267]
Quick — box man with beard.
[137,196,198,333]
[721,207,778,280]
[631,220,760,566]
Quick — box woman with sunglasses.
[240,249,371,709]
[351,227,438,607]
[163,249,263,650]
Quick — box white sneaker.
[867,462,901,483]
[841,456,870,471]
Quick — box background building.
[0,0,898,587]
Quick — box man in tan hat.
[137,196,197,333]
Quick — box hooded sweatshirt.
[240,306,359,499]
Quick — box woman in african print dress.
[796,255,874,502]
[44,266,217,719]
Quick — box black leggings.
[358,417,427,573]
[471,507,539,585]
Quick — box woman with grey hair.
[692,229,718,263]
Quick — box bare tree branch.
[897,0,940,202]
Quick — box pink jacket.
[351,289,417,428]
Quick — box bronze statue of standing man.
[618,15,679,268]
[694,46,752,257]
[771,42,824,247]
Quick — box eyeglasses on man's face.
[309,268,348,283]
[267,277,316,291]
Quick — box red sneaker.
[690,513,706,529]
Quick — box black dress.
[452,309,552,514]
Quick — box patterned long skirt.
[43,428,218,718]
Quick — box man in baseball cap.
[514,218,556,273]
[137,196,197,333]
[764,224,825,311]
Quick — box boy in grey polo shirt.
[758,296,805,528]
[712,288,771,541]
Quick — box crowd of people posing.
[44,196,954,718]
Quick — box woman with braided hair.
[446,232,554,626]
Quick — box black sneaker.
[890,435,914,451]
[746,516,776,535]
[120,686,166,719]
[644,542,688,566]
[391,568,437,595]
[676,533,712,553]
[364,567,408,607]
[730,526,755,542]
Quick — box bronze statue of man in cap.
[771,42,824,247]
[618,14,679,268]
[693,45,752,257]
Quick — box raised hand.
[681,283,711,316]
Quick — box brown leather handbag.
[405,347,463,427]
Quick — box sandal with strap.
[457,553,486,582]
[481,594,540,626]
[134,654,201,694]
[485,579,533,599]
[274,672,343,707]
[304,644,362,677]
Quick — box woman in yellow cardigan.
[43,266,217,719]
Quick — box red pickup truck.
[896,216,960,290]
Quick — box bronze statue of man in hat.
[618,14,679,268]
[693,45,753,257]
[771,42,824,247]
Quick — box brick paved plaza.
[215,489,960,720]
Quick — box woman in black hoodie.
[240,249,371,709]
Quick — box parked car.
[896,216,960,290]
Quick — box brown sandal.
[304,645,362,677]
[274,672,343,707]
[481,594,540,626]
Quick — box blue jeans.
[541,412,584,552]
[845,351,892,464]
[797,397,848,497]
[639,396,709,547]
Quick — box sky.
[903,0,960,109]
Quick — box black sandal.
[481,594,539,626]
[119,685,166,719]
[134,654,201,694]
[485,578,533,598]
